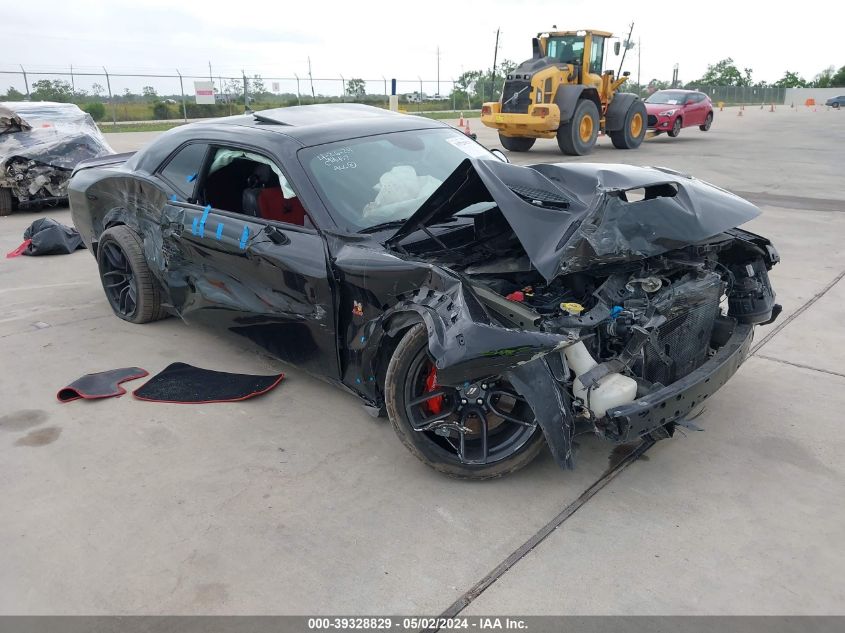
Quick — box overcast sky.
[2,0,842,95]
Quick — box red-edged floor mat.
[57,367,149,403]
[132,362,284,403]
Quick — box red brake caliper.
[424,363,444,415]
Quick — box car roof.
[205,103,448,147]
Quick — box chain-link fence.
[1,65,793,124]
[684,85,786,106]
[0,66,472,124]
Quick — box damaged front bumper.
[604,322,754,443]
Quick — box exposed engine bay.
[390,164,779,428]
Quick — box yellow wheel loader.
[481,29,647,155]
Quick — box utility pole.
[208,61,213,82]
[436,46,441,96]
[491,28,500,98]
[70,64,75,96]
[637,38,641,95]
[308,56,316,102]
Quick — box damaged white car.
[0,101,113,215]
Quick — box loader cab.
[540,30,611,83]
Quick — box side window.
[159,143,208,199]
[589,37,605,75]
[199,146,310,227]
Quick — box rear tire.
[0,188,14,216]
[667,117,682,137]
[498,134,536,152]
[833,103,840,109]
[385,324,546,480]
[609,100,648,150]
[557,99,600,155]
[96,226,168,324]
[699,112,713,131]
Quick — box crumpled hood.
[388,158,760,281]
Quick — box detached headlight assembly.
[658,109,678,116]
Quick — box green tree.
[830,65,845,87]
[647,78,670,92]
[31,79,73,102]
[774,71,806,88]
[3,86,24,100]
[91,83,105,97]
[248,74,266,97]
[82,102,106,121]
[142,86,158,101]
[812,66,834,87]
[345,78,366,98]
[695,58,753,86]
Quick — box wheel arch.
[554,85,601,123]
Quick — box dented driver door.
[160,201,339,378]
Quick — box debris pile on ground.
[6,217,86,257]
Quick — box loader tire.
[609,100,648,149]
[0,188,15,216]
[557,99,599,155]
[498,134,536,152]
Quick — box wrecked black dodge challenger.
[69,104,780,478]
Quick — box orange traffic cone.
[458,112,465,127]
[770,103,775,112]
[738,109,743,117]
[463,119,472,136]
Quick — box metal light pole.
[308,57,316,102]
[340,73,345,102]
[436,46,440,97]
[294,73,302,105]
[103,66,115,125]
[19,64,30,99]
[418,76,423,112]
[70,64,75,97]
[176,69,187,122]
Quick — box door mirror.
[613,41,621,55]
[490,148,509,163]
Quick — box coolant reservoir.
[564,341,638,418]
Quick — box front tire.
[96,226,168,324]
[668,117,683,137]
[385,324,546,479]
[499,134,536,152]
[0,188,15,216]
[557,99,600,155]
[699,112,713,131]
[609,100,648,149]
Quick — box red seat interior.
[257,188,306,226]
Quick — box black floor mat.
[132,362,285,403]
[57,367,149,403]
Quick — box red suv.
[645,89,714,137]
